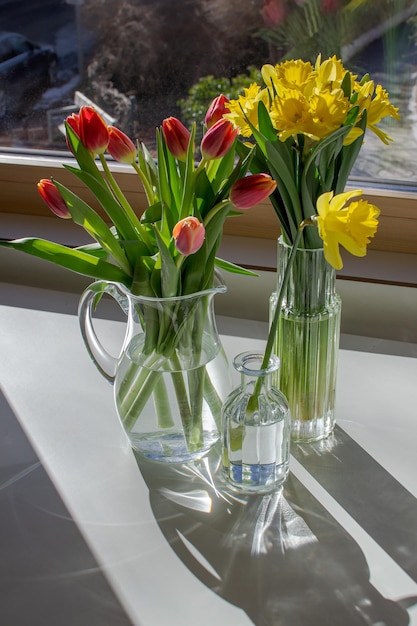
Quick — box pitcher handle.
[78,281,129,382]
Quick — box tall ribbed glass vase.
[270,237,341,442]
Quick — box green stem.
[121,369,162,431]
[118,351,171,431]
[154,375,175,429]
[247,220,313,413]
[170,365,195,445]
[132,161,155,205]
[187,367,205,448]
[99,154,153,251]
[203,367,224,430]
[203,199,231,227]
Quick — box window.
[0,0,416,268]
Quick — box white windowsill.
[1,213,416,347]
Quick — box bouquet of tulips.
[2,103,275,294]
[0,101,277,458]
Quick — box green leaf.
[180,240,208,294]
[0,238,130,284]
[63,165,139,246]
[153,227,180,298]
[53,180,132,275]
[76,242,108,257]
[341,70,352,99]
[257,100,277,142]
[345,105,360,127]
[265,141,301,239]
[318,136,344,190]
[179,124,197,221]
[156,128,173,211]
[335,111,367,194]
[214,257,258,277]
[195,167,216,219]
[213,146,254,202]
[130,255,156,297]
[140,201,163,224]
[164,138,182,214]
[301,125,352,207]
[138,142,159,203]
[150,265,162,299]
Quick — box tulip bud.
[230,174,277,210]
[204,94,230,129]
[78,106,109,155]
[162,117,191,161]
[65,112,80,153]
[107,126,137,164]
[173,217,205,256]
[200,119,238,160]
[66,112,80,136]
[37,179,71,219]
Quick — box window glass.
[0,0,416,190]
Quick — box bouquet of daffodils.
[218,55,396,430]
[224,54,399,264]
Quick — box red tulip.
[65,112,80,153]
[173,217,205,256]
[204,95,230,129]
[162,117,191,161]
[260,0,287,26]
[37,179,70,219]
[78,106,109,155]
[321,0,340,13]
[66,112,80,135]
[200,119,238,160]
[107,126,137,164]
[230,174,277,210]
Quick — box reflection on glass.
[0,1,416,187]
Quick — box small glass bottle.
[222,352,291,493]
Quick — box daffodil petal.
[323,235,343,270]
[343,127,364,146]
[337,232,367,258]
[316,191,334,217]
[369,124,393,144]
[329,189,362,213]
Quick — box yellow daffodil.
[352,80,400,143]
[365,84,400,144]
[314,55,351,92]
[269,87,349,142]
[224,84,269,137]
[263,59,314,94]
[310,89,350,138]
[354,77,374,110]
[315,190,380,270]
[269,89,315,141]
